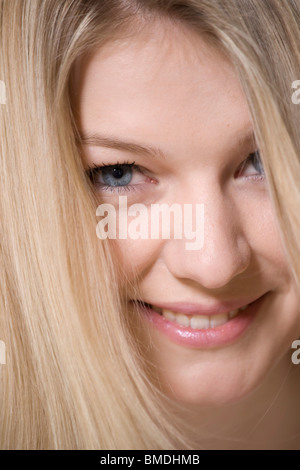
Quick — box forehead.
[73,21,252,160]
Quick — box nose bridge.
[162,184,251,288]
[204,189,238,255]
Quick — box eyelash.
[86,151,265,194]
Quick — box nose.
[161,186,251,290]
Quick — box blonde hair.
[0,0,299,450]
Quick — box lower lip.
[137,294,267,349]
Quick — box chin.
[163,378,253,407]
[153,349,271,407]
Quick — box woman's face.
[74,22,300,406]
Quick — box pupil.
[113,167,124,179]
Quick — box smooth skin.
[73,20,300,449]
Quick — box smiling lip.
[139,295,264,317]
[133,293,268,348]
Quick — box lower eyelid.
[246,174,265,181]
[99,182,146,193]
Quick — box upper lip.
[136,293,267,316]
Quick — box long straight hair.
[0,0,299,449]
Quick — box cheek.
[112,238,164,280]
[241,196,289,277]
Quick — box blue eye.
[250,151,264,174]
[101,164,133,187]
[86,161,150,193]
[237,150,265,179]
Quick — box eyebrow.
[78,133,166,160]
[78,128,256,160]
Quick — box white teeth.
[190,316,210,330]
[175,314,190,327]
[160,304,249,330]
[163,310,176,322]
[210,314,228,328]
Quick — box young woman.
[1,0,300,450]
